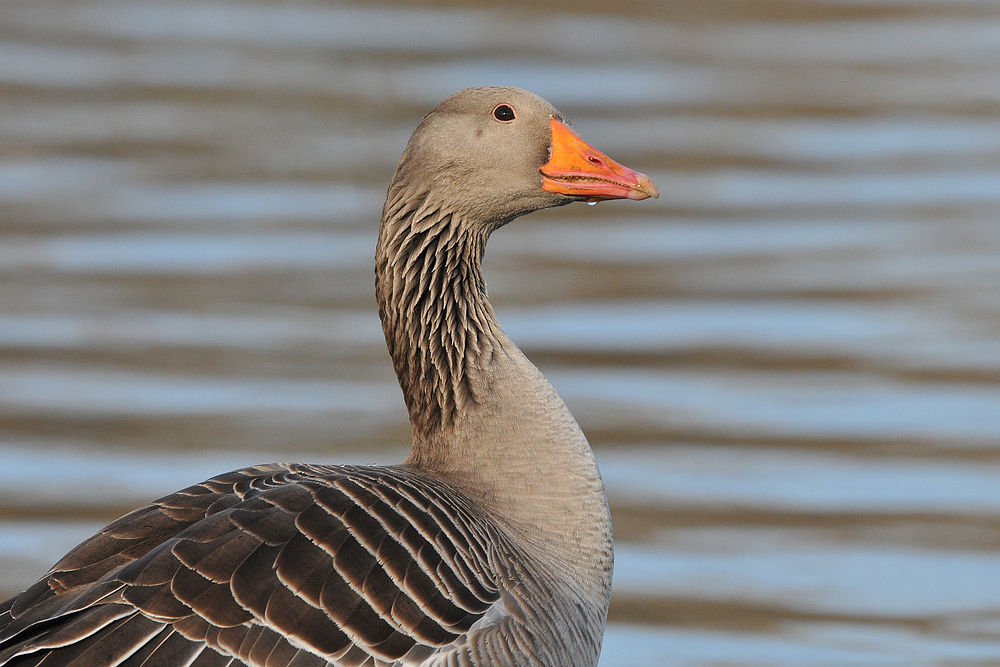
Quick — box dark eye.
[492,104,516,122]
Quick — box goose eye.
[492,104,516,122]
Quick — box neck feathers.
[375,183,614,605]
[376,185,501,438]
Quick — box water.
[2,0,1000,664]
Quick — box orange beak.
[540,119,658,202]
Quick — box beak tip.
[632,174,659,200]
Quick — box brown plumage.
[0,86,656,667]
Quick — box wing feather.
[125,630,203,667]
[116,626,173,667]
[0,465,519,667]
[187,649,234,667]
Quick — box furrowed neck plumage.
[376,177,614,608]
[375,181,503,441]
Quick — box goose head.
[384,86,658,232]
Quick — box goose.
[0,86,657,667]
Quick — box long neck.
[376,185,498,436]
[375,185,613,598]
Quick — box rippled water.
[2,1,1000,664]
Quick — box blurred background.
[3,0,1000,664]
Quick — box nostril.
[587,155,603,166]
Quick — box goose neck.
[375,190,500,440]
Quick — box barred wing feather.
[0,465,521,667]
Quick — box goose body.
[0,87,657,667]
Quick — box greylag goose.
[0,86,657,667]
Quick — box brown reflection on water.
[3,1,1000,664]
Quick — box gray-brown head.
[382,86,657,233]
[377,86,657,437]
